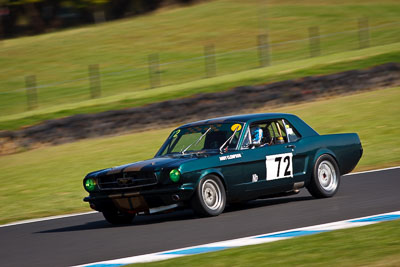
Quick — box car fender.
[198,168,228,192]
[313,148,339,171]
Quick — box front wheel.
[102,208,135,225]
[307,154,340,198]
[191,175,226,217]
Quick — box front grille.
[97,171,157,190]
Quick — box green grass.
[0,87,399,225]
[1,43,400,130]
[259,87,400,170]
[0,0,399,121]
[130,219,400,267]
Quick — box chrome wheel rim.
[201,179,222,210]
[317,160,338,192]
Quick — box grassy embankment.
[131,219,400,267]
[0,86,399,225]
[0,0,399,128]
[1,44,400,130]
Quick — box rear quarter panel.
[310,133,362,175]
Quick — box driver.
[251,126,263,146]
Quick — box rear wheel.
[102,208,135,225]
[307,154,340,198]
[191,175,226,217]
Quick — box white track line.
[1,165,399,228]
[344,165,400,176]
[0,211,98,228]
[75,211,400,267]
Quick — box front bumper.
[84,185,194,214]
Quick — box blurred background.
[0,0,399,117]
[0,0,196,37]
[0,0,399,227]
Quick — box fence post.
[94,9,106,24]
[204,44,216,78]
[148,53,160,88]
[257,34,270,67]
[88,64,101,99]
[25,75,38,110]
[358,17,370,49]
[308,26,321,57]
[0,18,3,47]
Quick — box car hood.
[86,152,217,178]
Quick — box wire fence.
[0,19,399,116]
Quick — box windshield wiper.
[181,127,212,154]
[219,126,240,153]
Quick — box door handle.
[286,145,296,149]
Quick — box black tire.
[191,175,226,217]
[102,208,135,225]
[307,154,340,198]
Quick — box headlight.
[84,178,97,192]
[169,169,181,182]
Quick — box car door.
[283,118,308,183]
[243,143,295,195]
[242,119,300,196]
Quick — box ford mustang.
[83,113,362,224]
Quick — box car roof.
[178,113,293,128]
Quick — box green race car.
[83,113,362,224]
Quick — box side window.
[242,120,283,148]
[265,120,288,145]
[283,119,301,142]
[241,128,251,149]
[250,122,268,147]
[269,120,287,144]
[243,119,300,148]
[242,122,268,149]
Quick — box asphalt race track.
[1,168,399,267]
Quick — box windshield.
[158,123,244,156]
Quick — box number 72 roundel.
[266,153,293,180]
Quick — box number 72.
[266,153,293,180]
